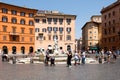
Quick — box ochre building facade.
[0,2,37,54]
[82,15,101,50]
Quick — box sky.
[1,0,116,39]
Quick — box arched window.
[21,46,25,54]
[2,16,8,22]
[11,18,17,23]
[2,46,8,54]
[20,19,25,25]
[29,46,33,53]
[29,20,34,26]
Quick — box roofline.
[91,15,101,18]
[81,21,101,30]
[35,13,77,19]
[0,2,38,11]
[101,1,119,13]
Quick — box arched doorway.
[2,46,8,54]
[21,46,25,54]
[67,45,71,51]
[29,46,33,53]
[12,46,16,54]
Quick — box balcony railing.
[10,32,19,35]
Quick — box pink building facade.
[35,10,76,52]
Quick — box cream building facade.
[82,15,101,50]
[35,10,76,52]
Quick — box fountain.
[53,37,59,55]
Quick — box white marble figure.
[54,37,59,54]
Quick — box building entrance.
[12,46,16,54]
[67,45,71,51]
[21,47,25,54]
[2,46,8,54]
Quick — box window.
[30,37,33,42]
[48,35,51,40]
[42,28,46,32]
[113,11,115,16]
[108,13,111,18]
[66,27,71,33]
[29,20,34,26]
[2,26,7,32]
[38,34,43,40]
[109,38,111,42]
[112,37,115,42]
[104,15,107,20]
[35,19,40,23]
[29,29,33,34]
[42,19,46,23]
[2,8,8,13]
[35,28,40,32]
[90,37,92,39]
[2,16,8,22]
[66,35,71,40]
[59,18,63,25]
[11,18,17,23]
[109,21,111,26]
[89,31,92,33]
[108,28,111,34]
[90,42,92,46]
[47,27,52,33]
[12,27,16,33]
[53,18,57,24]
[113,27,115,33]
[53,35,58,40]
[44,36,46,40]
[104,23,107,27]
[60,35,63,41]
[11,10,17,15]
[21,37,24,42]
[21,28,25,33]
[20,12,25,16]
[113,20,115,24]
[20,19,25,24]
[53,27,58,33]
[66,18,71,25]
[59,27,63,34]
[12,35,17,41]
[3,36,6,40]
[104,38,107,43]
[29,13,34,17]
[104,29,107,35]
[47,18,52,24]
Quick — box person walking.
[81,51,86,64]
[45,49,50,66]
[66,51,72,68]
[106,49,112,63]
[74,51,80,66]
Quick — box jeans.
[82,57,85,64]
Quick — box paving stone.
[0,57,120,80]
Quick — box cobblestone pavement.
[0,57,120,80]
